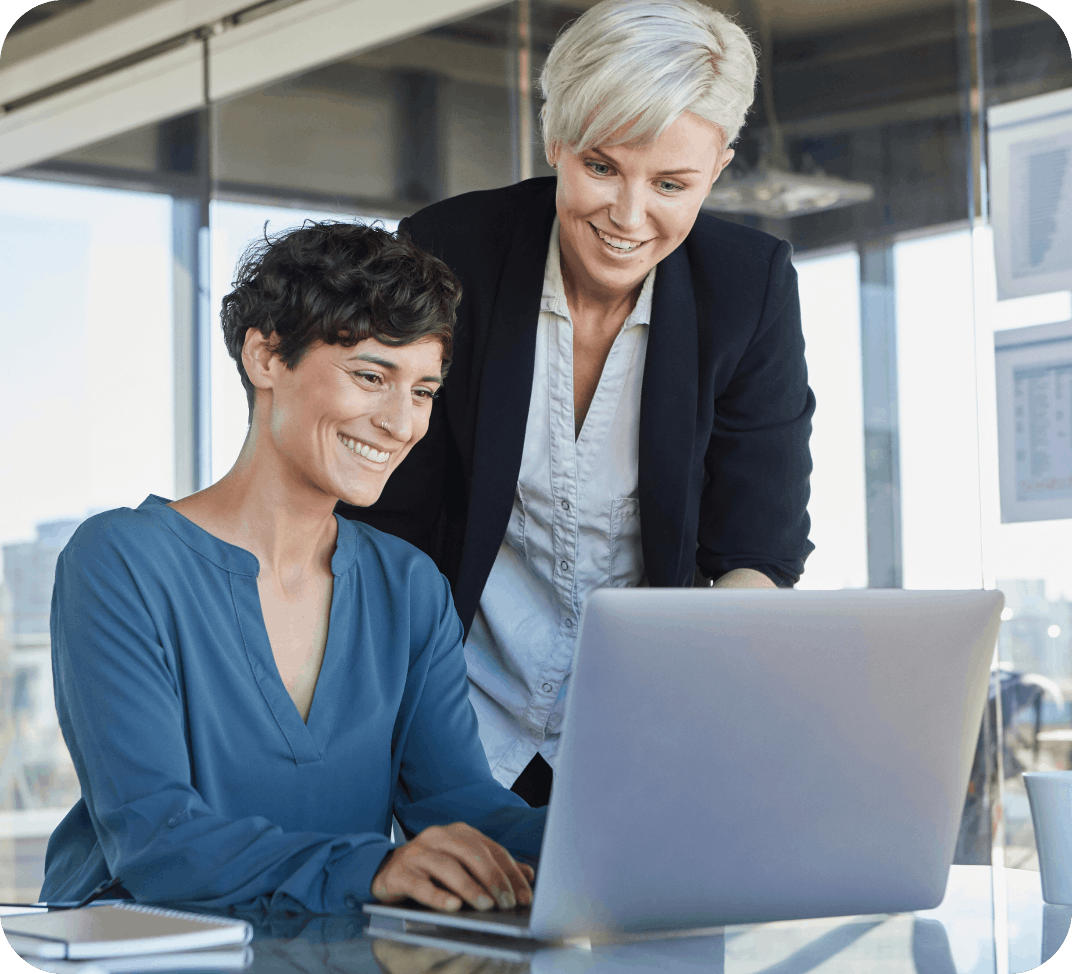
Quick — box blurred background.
[0,0,1069,956]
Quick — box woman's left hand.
[371,822,534,912]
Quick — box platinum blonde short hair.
[540,0,757,154]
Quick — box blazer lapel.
[455,187,558,629]
[639,241,699,587]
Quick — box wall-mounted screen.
[996,318,1072,522]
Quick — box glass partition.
[974,5,1072,965]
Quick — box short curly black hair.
[220,220,460,418]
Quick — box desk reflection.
[365,917,955,974]
[165,866,1048,974]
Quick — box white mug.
[1024,771,1072,905]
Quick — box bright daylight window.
[0,177,173,898]
[894,221,1072,870]
[794,248,868,591]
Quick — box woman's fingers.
[428,850,510,911]
[431,830,523,909]
[373,846,481,911]
[371,823,534,911]
[375,851,471,911]
[402,875,465,913]
[481,839,533,907]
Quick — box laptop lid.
[528,588,1002,938]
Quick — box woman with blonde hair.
[344,0,815,809]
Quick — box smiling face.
[249,333,444,509]
[551,112,734,300]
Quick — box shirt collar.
[141,494,358,577]
[540,217,656,331]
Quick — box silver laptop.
[365,588,1002,941]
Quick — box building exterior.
[0,518,83,812]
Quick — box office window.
[795,249,868,590]
[895,227,984,591]
[0,177,173,899]
[981,256,1072,872]
[893,219,1072,871]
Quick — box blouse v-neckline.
[148,495,356,764]
[238,572,345,763]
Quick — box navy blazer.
[338,177,814,633]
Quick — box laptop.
[365,588,1003,941]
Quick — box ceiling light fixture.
[706,8,874,219]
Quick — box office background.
[0,0,1069,951]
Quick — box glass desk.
[12,866,1069,974]
[231,866,1067,974]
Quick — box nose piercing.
[381,420,389,432]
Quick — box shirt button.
[561,560,569,571]
[565,618,574,628]
[344,894,358,910]
[561,500,570,510]
[543,683,552,692]
[167,816,180,828]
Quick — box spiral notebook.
[1,902,253,960]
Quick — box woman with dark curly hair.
[40,221,543,915]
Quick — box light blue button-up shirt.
[465,220,654,787]
[42,495,544,911]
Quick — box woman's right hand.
[371,822,534,912]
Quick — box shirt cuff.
[324,837,396,911]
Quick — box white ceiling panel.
[208,0,505,104]
[0,41,204,174]
[0,0,247,107]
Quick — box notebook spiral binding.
[108,902,253,939]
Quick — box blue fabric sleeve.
[51,542,395,912]
[393,574,547,860]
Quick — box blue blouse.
[41,495,545,912]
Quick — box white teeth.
[337,434,389,464]
[595,227,642,252]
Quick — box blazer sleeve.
[695,240,815,587]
